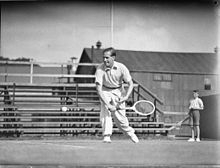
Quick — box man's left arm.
[198,99,204,110]
[119,79,133,103]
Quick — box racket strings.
[134,102,154,114]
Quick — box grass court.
[0,137,220,168]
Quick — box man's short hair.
[103,47,116,57]
[193,90,199,93]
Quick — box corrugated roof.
[82,48,218,74]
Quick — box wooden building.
[76,48,219,113]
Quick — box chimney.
[70,56,77,72]
[96,41,102,49]
[214,46,218,53]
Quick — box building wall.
[132,72,219,125]
[132,72,219,112]
[132,72,219,136]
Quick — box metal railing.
[0,60,99,84]
[132,79,164,122]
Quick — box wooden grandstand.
[0,81,177,137]
[0,60,189,138]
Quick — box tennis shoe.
[130,133,139,143]
[196,138,201,142]
[103,136,111,143]
[188,138,195,142]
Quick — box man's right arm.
[95,66,116,112]
[95,67,109,106]
[96,83,109,106]
[96,83,116,112]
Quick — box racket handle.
[116,107,131,111]
[116,107,125,110]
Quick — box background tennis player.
[188,90,204,142]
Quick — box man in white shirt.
[188,90,204,142]
[95,47,139,143]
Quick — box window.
[204,78,211,90]
[153,73,172,82]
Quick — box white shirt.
[189,97,204,110]
[95,61,132,88]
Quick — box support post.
[153,99,157,122]
[30,59,34,84]
[4,61,8,82]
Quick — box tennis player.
[188,90,204,142]
[95,47,139,143]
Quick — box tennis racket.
[118,100,155,116]
[169,115,190,130]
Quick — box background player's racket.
[118,100,155,116]
[169,115,190,130]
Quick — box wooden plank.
[0,111,100,114]
[0,109,152,114]
[1,100,100,104]
[0,95,99,99]
[0,82,92,87]
[0,121,164,125]
[0,89,97,93]
[0,82,138,88]
[0,116,100,119]
[0,115,154,119]
[0,107,100,111]
[0,121,101,125]
[0,73,96,78]
[0,127,170,131]
[0,103,101,109]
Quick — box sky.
[1,0,219,63]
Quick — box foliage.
[0,56,31,62]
